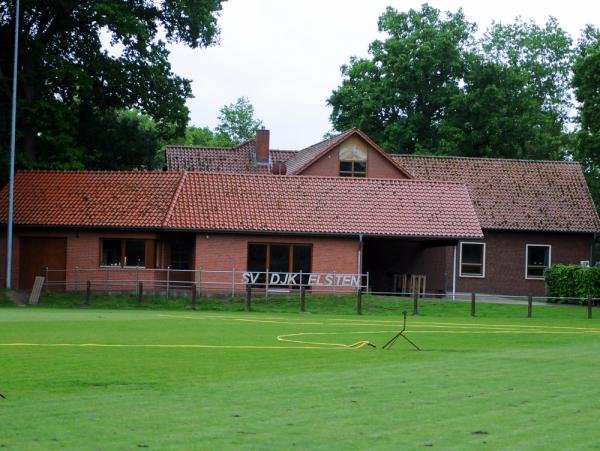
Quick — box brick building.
[1,128,598,296]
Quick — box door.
[19,237,67,290]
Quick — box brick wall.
[447,230,595,296]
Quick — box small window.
[339,160,367,177]
[459,242,485,277]
[101,238,150,267]
[526,244,551,279]
[246,243,312,287]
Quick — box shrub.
[545,264,600,304]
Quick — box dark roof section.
[285,128,413,178]
[393,155,600,233]
[0,171,483,239]
[166,140,297,173]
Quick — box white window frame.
[525,244,552,280]
[459,241,486,278]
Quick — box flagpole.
[6,0,20,289]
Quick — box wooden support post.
[527,295,533,318]
[412,289,418,315]
[300,285,306,312]
[85,280,91,306]
[471,292,476,317]
[588,298,593,319]
[356,288,362,315]
[245,284,252,312]
[191,283,197,310]
[138,282,143,304]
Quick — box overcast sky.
[166,0,599,150]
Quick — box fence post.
[412,288,419,315]
[333,270,337,294]
[166,266,171,299]
[471,292,476,317]
[138,282,143,304]
[266,270,270,301]
[197,269,202,298]
[231,268,235,299]
[300,285,306,312]
[245,284,252,312]
[588,298,593,319]
[85,280,91,306]
[104,267,109,295]
[191,283,197,309]
[527,295,533,318]
[44,266,49,293]
[75,266,80,293]
[356,288,362,315]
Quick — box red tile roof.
[394,155,600,233]
[166,140,296,173]
[1,171,483,239]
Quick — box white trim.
[459,241,486,278]
[525,244,552,280]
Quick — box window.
[339,161,367,177]
[526,244,551,279]
[459,242,485,277]
[100,238,153,267]
[247,243,312,286]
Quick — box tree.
[215,97,264,144]
[572,26,600,211]
[0,0,224,173]
[328,5,574,160]
[328,4,476,153]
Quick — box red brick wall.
[194,233,360,293]
[447,231,594,296]
[300,139,408,179]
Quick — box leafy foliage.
[328,4,574,160]
[0,0,224,175]
[215,97,264,145]
[545,264,600,302]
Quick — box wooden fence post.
[471,292,476,317]
[300,286,306,312]
[412,289,419,315]
[85,280,91,306]
[527,295,533,318]
[588,298,592,319]
[191,283,197,310]
[245,284,252,312]
[356,288,362,315]
[138,282,143,304]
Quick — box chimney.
[255,129,270,164]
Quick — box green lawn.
[1,302,600,449]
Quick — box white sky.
[166,0,599,150]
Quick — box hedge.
[544,264,600,303]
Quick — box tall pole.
[6,0,20,289]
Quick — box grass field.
[2,300,600,449]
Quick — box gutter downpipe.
[452,245,457,301]
[358,234,364,289]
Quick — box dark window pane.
[354,172,366,177]
[528,267,545,277]
[125,240,145,267]
[354,161,367,172]
[170,241,191,270]
[247,244,267,285]
[293,245,312,286]
[528,247,549,266]
[340,161,353,172]
[102,239,121,266]
[462,244,483,264]
[462,265,482,275]
[339,172,353,177]
[269,244,290,273]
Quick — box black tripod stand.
[382,310,421,351]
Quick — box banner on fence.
[242,272,362,288]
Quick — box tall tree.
[328,5,574,160]
[328,4,476,153]
[572,26,600,211]
[0,0,224,172]
[215,97,264,144]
